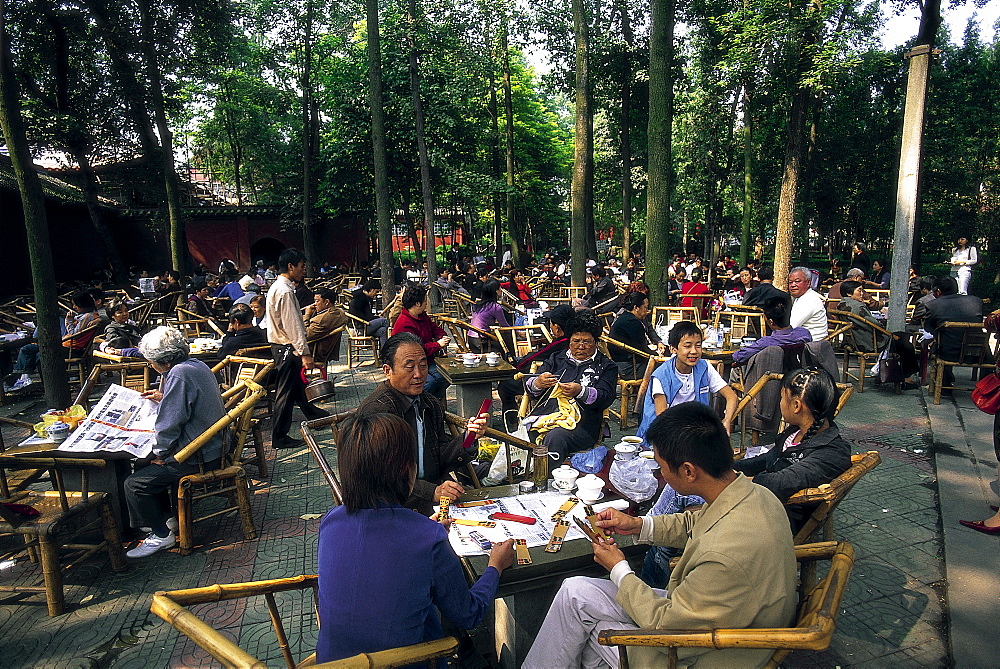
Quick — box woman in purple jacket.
[316,413,514,663]
[468,279,510,353]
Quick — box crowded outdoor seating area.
[0,245,988,667]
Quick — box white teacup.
[552,465,579,492]
[485,352,500,365]
[615,442,638,460]
[576,474,604,502]
[462,353,479,365]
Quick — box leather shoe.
[958,519,1000,535]
[272,436,305,450]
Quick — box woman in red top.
[500,270,537,307]
[391,284,451,398]
[680,269,712,320]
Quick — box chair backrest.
[715,309,767,339]
[344,311,369,337]
[936,321,992,364]
[174,380,266,465]
[212,356,275,407]
[492,324,552,359]
[652,306,700,330]
[0,455,108,511]
[828,309,892,353]
[786,451,881,544]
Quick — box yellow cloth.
[532,388,580,434]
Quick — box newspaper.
[59,384,159,458]
[441,490,629,557]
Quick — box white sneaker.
[126,530,176,558]
[139,517,178,534]
[10,376,31,391]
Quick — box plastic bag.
[609,457,658,503]
[570,446,608,474]
[482,436,529,486]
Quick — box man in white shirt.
[266,248,328,449]
[788,266,828,341]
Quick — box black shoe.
[304,407,331,421]
[272,435,305,449]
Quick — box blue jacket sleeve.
[430,533,500,630]
[155,371,194,459]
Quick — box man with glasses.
[523,310,618,461]
[787,267,828,341]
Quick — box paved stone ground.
[0,348,979,668]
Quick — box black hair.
[379,332,426,367]
[191,279,207,292]
[591,266,607,278]
[339,413,417,512]
[249,294,265,306]
[401,284,428,310]
[757,266,774,281]
[72,291,97,312]
[315,287,338,303]
[623,291,649,312]
[165,270,181,282]
[840,280,862,298]
[918,275,935,291]
[762,294,792,328]
[645,402,733,478]
[278,248,307,272]
[873,258,887,268]
[934,276,958,295]
[781,367,840,443]
[474,279,502,312]
[361,279,380,292]
[564,309,602,341]
[667,320,702,348]
[228,304,254,325]
[546,305,575,330]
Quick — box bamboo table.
[458,485,645,668]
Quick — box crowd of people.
[6,233,998,665]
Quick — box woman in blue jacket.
[316,413,514,663]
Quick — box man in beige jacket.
[522,402,797,668]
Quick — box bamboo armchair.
[151,575,459,668]
[652,306,700,331]
[713,307,767,339]
[436,315,499,353]
[788,451,881,545]
[174,307,225,339]
[600,335,653,428]
[0,455,128,615]
[599,541,855,669]
[171,379,265,555]
[491,324,552,360]
[74,360,157,410]
[928,321,995,404]
[827,309,897,394]
[63,319,105,387]
[452,292,474,321]
[211,356,277,475]
[343,312,380,368]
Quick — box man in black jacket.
[923,275,984,387]
[741,266,787,307]
[217,305,268,360]
[608,292,665,379]
[356,333,487,515]
[583,266,619,313]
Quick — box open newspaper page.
[60,384,159,458]
[440,490,629,557]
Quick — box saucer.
[613,455,637,462]
[578,492,604,503]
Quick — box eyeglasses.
[569,338,595,346]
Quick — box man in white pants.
[522,402,797,669]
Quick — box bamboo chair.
[788,451,881,545]
[560,286,587,300]
[211,356,277,476]
[599,541,855,669]
[74,360,157,410]
[652,306,700,331]
[343,312,380,368]
[151,575,459,669]
[491,324,553,363]
[172,379,265,555]
[63,319,105,388]
[452,292,474,321]
[928,321,995,404]
[436,315,499,353]
[828,309,898,394]
[0,456,128,615]
[714,308,767,339]
[678,294,710,321]
[600,335,652,428]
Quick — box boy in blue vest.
[634,320,738,587]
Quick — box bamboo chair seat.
[344,312,380,368]
[211,355,275,475]
[928,321,995,404]
[151,575,459,668]
[173,379,266,555]
[0,456,128,615]
[598,541,855,669]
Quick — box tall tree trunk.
[70,146,128,282]
[501,25,522,268]
[301,0,318,268]
[571,0,592,286]
[740,84,753,265]
[138,0,186,273]
[407,0,437,292]
[489,68,504,266]
[645,0,675,305]
[366,0,395,306]
[619,0,633,262]
[0,23,71,409]
[404,197,423,264]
